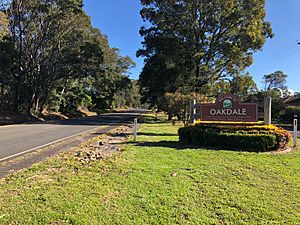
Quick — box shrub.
[159,92,211,124]
[178,124,291,152]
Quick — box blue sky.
[84,0,300,92]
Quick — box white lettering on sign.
[210,109,216,115]
[209,108,247,116]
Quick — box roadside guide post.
[190,99,196,125]
[134,118,138,143]
[294,115,298,147]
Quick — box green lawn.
[0,121,300,224]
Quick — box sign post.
[134,118,138,143]
[294,115,298,147]
[264,96,272,125]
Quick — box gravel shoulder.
[0,124,134,179]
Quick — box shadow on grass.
[140,121,170,124]
[135,140,218,150]
[137,132,178,137]
[138,141,186,149]
[136,141,261,153]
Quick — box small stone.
[170,172,177,177]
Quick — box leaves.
[138,0,273,105]
[0,0,137,114]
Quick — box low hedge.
[178,124,291,152]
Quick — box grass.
[0,118,300,224]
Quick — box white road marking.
[0,125,109,163]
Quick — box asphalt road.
[0,111,145,162]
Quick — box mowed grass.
[0,120,300,224]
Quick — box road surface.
[0,111,145,162]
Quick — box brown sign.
[199,95,258,122]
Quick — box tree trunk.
[35,97,40,113]
[27,92,35,115]
[13,77,21,113]
[0,82,4,113]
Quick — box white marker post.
[134,118,138,143]
[190,99,196,124]
[294,117,298,147]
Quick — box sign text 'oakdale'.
[200,95,258,122]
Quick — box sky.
[84,0,300,92]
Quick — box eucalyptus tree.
[36,9,103,113]
[138,0,273,105]
[1,0,103,113]
[90,29,136,110]
[1,0,83,112]
[0,0,136,114]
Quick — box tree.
[112,79,141,109]
[138,0,273,105]
[229,73,257,100]
[263,70,287,91]
[90,29,136,110]
[0,0,105,114]
[2,0,90,112]
[205,73,257,100]
[0,1,137,115]
[161,92,210,123]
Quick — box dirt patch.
[265,146,295,155]
[77,107,97,117]
[75,125,132,164]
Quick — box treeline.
[0,0,140,115]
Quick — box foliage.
[0,11,8,39]
[247,89,286,119]
[138,0,273,105]
[263,70,288,91]
[0,1,138,115]
[178,123,291,151]
[112,80,141,109]
[90,29,136,110]
[207,73,257,100]
[282,106,300,123]
[160,92,210,123]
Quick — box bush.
[160,92,210,124]
[178,123,291,152]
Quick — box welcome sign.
[200,95,258,122]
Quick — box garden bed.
[178,123,291,152]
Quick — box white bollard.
[190,99,196,124]
[294,118,298,147]
[134,118,138,143]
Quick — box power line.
[250,39,300,74]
